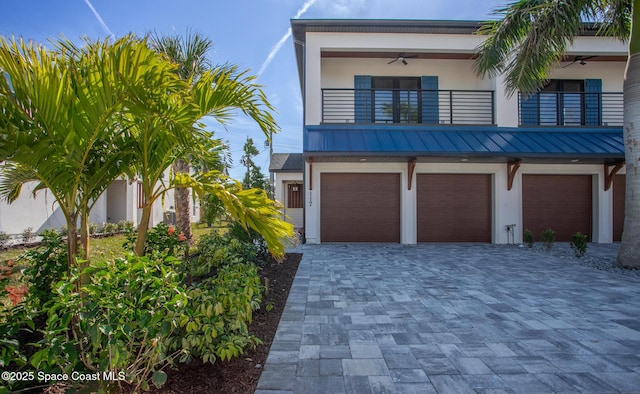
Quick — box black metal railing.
[321,88,495,125]
[518,91,623,127]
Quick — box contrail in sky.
[258,0,317,76]
[83,0,115,39]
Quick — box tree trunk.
[174,158,193,242]
[79,212,91,285]
[134,206,153,256]
[66,213,78,276]
[617,52,640,267]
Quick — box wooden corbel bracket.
[604,161,624,191]
[408,158,417,190]
[507,159,522,191]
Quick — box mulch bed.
[149,252,302,394]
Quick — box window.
[137,182,145,209]
[287,183,303,209]
[539,80,585,126]
[372,77,421,123]
[521,79,602,127]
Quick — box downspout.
[295,36,308,244]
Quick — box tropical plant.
[20,227,33,244]
[474,0,639,267]
[170,262,262,364]
[523,228,534,248]
[0,35,185,273]
[124,223,187,259]
[20,230,67,307]
[0,231,10,249]
[150,30,214,244]
[32,255,189,392]
[179,171,294,261]
[127,63,291,257]
[541,228,556,252]
[201,193,225,228]
[571,231,588,257]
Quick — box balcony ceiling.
[320,51,626,62]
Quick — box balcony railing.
[518,91,623,127]
[321,88,495,125]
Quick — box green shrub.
[541,228,555,252]
[0,232,10,249]
[170,262,262,364]
[0,259,42,393]
[570,232,588,257]
[101,222,119,235]
[117,220,135,233]
[201,193,225,228]
[124,223,187,258]
[88,222,99,235]
[21,227,34,244]
[30,254,264,392]
[195,232,258,277]
[32,255,188,392]
[229,221,269,261]
[20,231,67,307]
[523,229,534,248]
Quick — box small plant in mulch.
[570,231,588,258]
[523,229,534,248]
[541,228,555,252]
[21,227,34,244]
[0,231,10,249]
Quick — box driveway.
[256,244,640,394]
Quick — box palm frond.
[474,0,629,96]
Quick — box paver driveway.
[256,244,640,394]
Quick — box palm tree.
[0,35,180,270]
[127,65,293,258]
[474,0,640,267]
[150,30,213,244]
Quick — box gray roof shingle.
[269,153,304,172]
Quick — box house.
[0,172,199,237]
[269,153,304,229]
[290,19,627,244]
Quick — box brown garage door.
[614,174,625,242]
[417,174,492,242]
[321,173,400,242]
[522,175,592,242]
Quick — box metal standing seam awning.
[303,125,625,161]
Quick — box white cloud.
[83,0,115,38]
[258,0,318,77]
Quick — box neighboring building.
[291,19,627,244]
[0,172,200,236]
[270,153,304,229]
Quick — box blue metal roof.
[304,125,624,159]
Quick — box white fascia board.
[307,32,484,53]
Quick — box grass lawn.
[0,222,228,262]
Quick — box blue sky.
[0,0,503,179]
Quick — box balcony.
[321,88,495,125]
[518,91,623,127]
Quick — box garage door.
[522,175,592,242]
[614,174,625,242]
[417,174,492,242]
[321,173,400,242]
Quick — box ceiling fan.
[562,55,596,68]
[387,53,418,65]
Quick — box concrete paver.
[256,244,640,393]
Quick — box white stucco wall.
[304,30,627,127]
[0,171,186,235]
[273,172,304,228]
